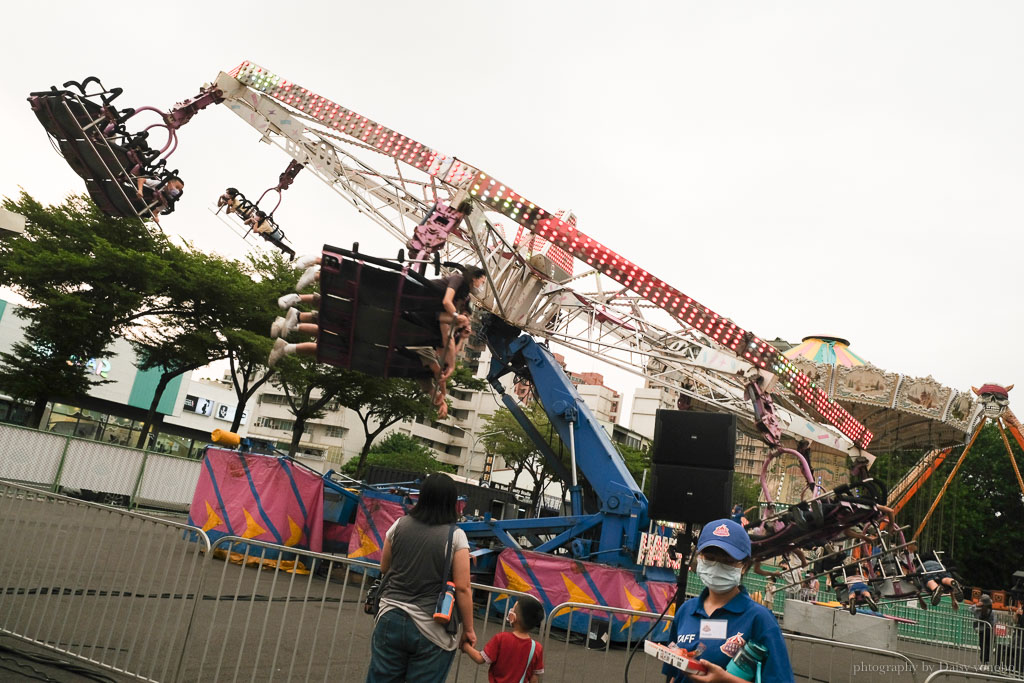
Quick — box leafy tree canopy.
[0,192,176,424]
[339,432,455,476]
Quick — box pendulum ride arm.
[216,60,874,454]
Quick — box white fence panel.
[0,424,65,484]
[59,440,145,495]
[136,453,202,509]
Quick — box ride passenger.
[662,518,793,683]
[366,474,476,682]
[434,267,485,351]
[844,561,878,614]
[135,175,183,224]
[920,550,963,608]
[217,187,243,214]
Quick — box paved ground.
[0,491,1017,682]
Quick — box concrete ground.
[0,491,1018,682]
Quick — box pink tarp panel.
[493,548,677,641]
[188,447,325,553]
[347,492,407,562]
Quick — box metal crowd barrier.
[0,481,209,682]
[986,621,1024,679]
[784,632,917,682]
[181,536,556,683]
[14,477,1012,683]
[923,669,1022,682]
[540,600,669,682]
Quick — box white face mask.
[697,557,743,593]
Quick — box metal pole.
[996,420,1024,499]
[914,420,985,540]
[568,421,578,489]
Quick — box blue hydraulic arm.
[486,320,650,570]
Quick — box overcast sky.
[3,2,1023,425]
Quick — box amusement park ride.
[28,63,1004,620]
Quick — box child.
[462,596,545,683]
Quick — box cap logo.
[712,524,731,537]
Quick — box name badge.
[699,619,728,640]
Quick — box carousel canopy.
[782,336,977,452]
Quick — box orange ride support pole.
[1004,417,1024,464]
[913,421,985,541]
[891,448,952,517]
[996,420,1024,499]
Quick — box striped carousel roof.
[783,336,867,368]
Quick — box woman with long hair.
[367,473,475,682]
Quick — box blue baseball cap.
[697,518,751,561]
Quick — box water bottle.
[433,581,456,624]
[726,641,768,682]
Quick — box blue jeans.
[366,608,456,683]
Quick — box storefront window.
[38,402,204,457]
[153,432,193,457]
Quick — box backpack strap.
[441,523,457,591]
[518,639,536,683]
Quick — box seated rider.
[217,187,243,214]
[135,175,184,224]
[844,560,878,614]
[919,549,963,609]
[433,266,486,372]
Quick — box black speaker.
[648,464,733,524]
[652,410,736,470]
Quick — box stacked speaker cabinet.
[648,410,736,524]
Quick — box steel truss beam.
[214,64,873,460]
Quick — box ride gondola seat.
[316,246,449,379]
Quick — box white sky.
[3,1,1023,424]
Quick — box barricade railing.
[540,600,670,682]
[991,622,1024,679]
[897,618,997,672]
[783,632,918,682]
[0,481,209,683]
[0,420,201,510]
[182,536,545,683]
[924,669,1023,682]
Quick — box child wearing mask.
[662,518,794,682]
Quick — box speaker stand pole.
[675,524,693,607]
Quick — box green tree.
[223,252,297,431]
[878,423,1024,590]
[481,403,568,512]
[129,248,271,447]
[272,356,347,457]
[731,473,763,514]
[0,193,173,426]
[618,443,651,497]
[339,432,455,476]
[335,372,436,478]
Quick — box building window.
[260,394,289,405]
[254,416,295,432]
[325,425,346,439]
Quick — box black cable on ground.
[623,583,683,683]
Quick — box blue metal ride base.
[484,319,669,579]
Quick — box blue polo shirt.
[662,586,793,682]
